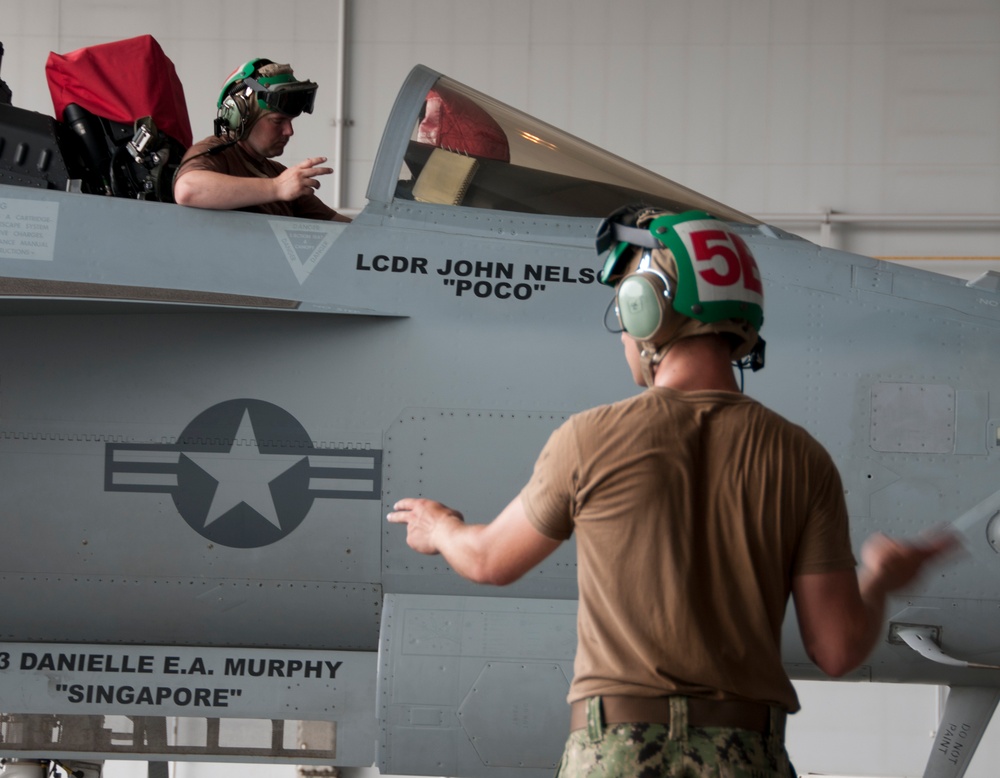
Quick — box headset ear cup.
[219,91,253,137]
[616,272,671,341]
[219,95,241,131]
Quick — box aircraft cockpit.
[385,70,757,224]
[1,35,755,229]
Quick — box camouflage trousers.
[555,696,796,778]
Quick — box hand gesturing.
[274,156,333,201]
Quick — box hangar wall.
[2,1,1000,777]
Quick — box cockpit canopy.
[389,71,756,224]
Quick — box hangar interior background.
[3,1,999,777]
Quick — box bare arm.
[793,532,958,677]
[173,156,334,211]
[386,496,562,586]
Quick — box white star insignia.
[186,409,305,528]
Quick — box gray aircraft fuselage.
[0,63,998,778]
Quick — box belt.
[569,695,772,734]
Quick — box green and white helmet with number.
[595,206,765,385]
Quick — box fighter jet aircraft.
[0,53,998,778]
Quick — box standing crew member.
[173,58,350,221]
[387,206,955,777]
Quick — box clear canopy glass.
[394,75,757,224]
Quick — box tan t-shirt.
[175,135,338,220]
[520,387,855,713]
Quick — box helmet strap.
[635,294,691,386]
[639,346,662,388]
[638,327,682,388]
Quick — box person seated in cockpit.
[173,58,350,222]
